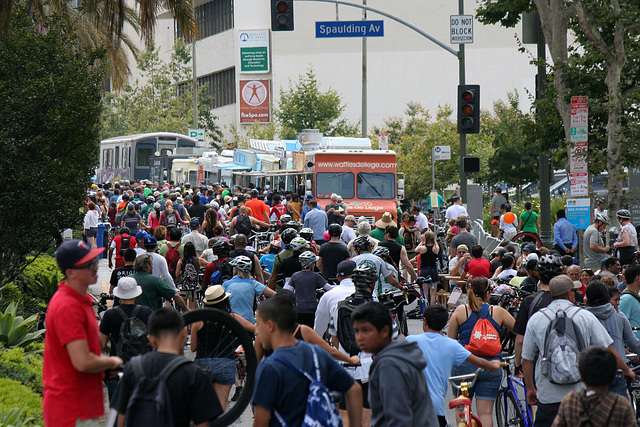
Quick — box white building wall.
[139,0,538,143]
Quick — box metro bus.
[97,132,197,183]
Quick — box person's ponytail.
[467,277,490,312]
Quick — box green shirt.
[130,271,176,310]
[158,240,185,258]
[519,211,539,234]
[370,228,405,246]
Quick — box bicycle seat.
[449,396,472,408]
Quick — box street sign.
[188,128,205,141]
[569,96,588,196]
[378,133,389,150]
[433,145,451,160]
[316,20,384,38]
[450,15,473,44]
[239,30,270,73]
[569,172,588,197]
[566,198,590,230]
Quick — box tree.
[101,38,223,147]
[0,9,104,288]
[275,67,360,139]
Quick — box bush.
[0,348,43,394]
[22,255,60,280]
[0,378,42,423]
[0,283,20,312]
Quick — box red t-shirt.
[270,204,287,220]
[43,283,104,426]
[113,234,137,261]
[464,258,492,279]
[245,199,270,222]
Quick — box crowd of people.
[43,180,640,427]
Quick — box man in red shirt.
[461,244,492,280]
[108,227,137,269]
[43,240,123,426]
[245,189,270,222]
[269,194,287,221]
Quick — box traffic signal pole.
[458,0,467,203]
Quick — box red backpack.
[165,243,182,279]
[465,306,502,357]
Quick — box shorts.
[195,357,236,385]
[339,380,369,410]
[85,227,98,238]
[451,359,502,400]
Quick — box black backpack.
[115,306,151,363]
[123,355,190,427]
[119,235,132,256]
[210,258,234,285]
[335,294,370,356]
[235,214,252,236]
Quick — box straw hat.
[204,285,230,306]
[375,212,397,229]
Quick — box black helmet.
[119,227,131,235]
[537,254,563,284]
[372,246,390,259]
[617,209,631,219]
[328,223,342,237]
[211,239,232,255]
[353,235,371,251]
[280,228,299,246]
[351,265,377,290]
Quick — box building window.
[199,67,236,109]
[176,0,234,41]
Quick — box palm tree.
[1,0,197,90]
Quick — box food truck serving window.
[316,172,354,199]
[357,172,395,199]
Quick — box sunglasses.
[71,258,99,270]
[457,251,467,254]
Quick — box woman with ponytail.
[147,202,162,232]
[447,277,515,427]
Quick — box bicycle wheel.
[495,388,525,427]
[183,308,257,427]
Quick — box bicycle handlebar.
[449,368,486,390]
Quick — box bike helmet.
[537,254,563,284]
[289,236,310,252]
[287,220,301,231]
[119,227,131,235]
[269,239,281,248]
[298,251,318,268]
[230,255,253,272]
[328,223,342,237]
[280,228,299,247]
[353,235,372,252]
[146,196,155,203]
[211,201,219,210]
[280,214,292,224]
[594,212,610,224]
[299,227,314,240]
[372,246,390,259]
[211,239,232,255]
[351,265,377,289]
[617,209,631,219]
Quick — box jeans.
[534,401,561,427]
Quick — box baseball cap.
[305,194,314,201]
[522,244,536,252]
[143,236,158,247]
[344,215,356,222]
[113,277,142,300]
[549,274,581,297]
[135,231,148,240]
[190,218,200,228]
[56,239,104,273]
[456,244,469,251]
[497,248,509,257]
[337,260,357,277]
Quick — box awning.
[233,169,310,177]
[215,163,251,170]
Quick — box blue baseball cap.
[135,231,148,240]
[143,236,158,247]
[190,218,200,228]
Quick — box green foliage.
[0,8,104,289]
[275,66,360,139]
[0,378,42,424]
[0,406,38,427]
[101,38,223,147]
[0,348,43,395]
[21,256,60,280]
[0,302,44,350]
[0,284,19,313]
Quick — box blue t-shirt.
[406,332,471,416]
[222,276,266,323]
[259,254,276,274]
[251,341,355,426]
[620,292,640,339]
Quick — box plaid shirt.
[552,389,634,426]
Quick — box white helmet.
[229,255,252,272]
[299,251,318,268]
[289,236,310,252]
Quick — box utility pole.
[192,40,198,129]
[458,0,467,203]
[361,0,367,138]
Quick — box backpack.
[115,207,127,226]
[165,212,177,228]
[235,214,252,236]
[179,260,199,288]
[114,306,151,363]
[165,242,182,279]
[539,306,586,385]
[123,355,190,427]
[335,295,369,356]
[271,346,343,427]
[210,258,234,285]
[465,306,502,357]
[118,235,132,257]
[402,228,417,251]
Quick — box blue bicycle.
[495,355,533,427]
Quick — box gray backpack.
[540,306,586,385]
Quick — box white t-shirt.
[415,213,429,230]
[352,253,395,295]
[445,204,468,220]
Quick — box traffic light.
[271,0,294,32]
[457,84,480,134]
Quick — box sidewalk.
[89,258,112,296]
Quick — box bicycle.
[379,285,421,336]
[182,308,257,427]
[495,354,533,427]
[449,367,491,427]
[622,353,640,426]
